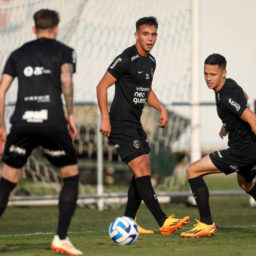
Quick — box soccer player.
[97,16,189,235]
[181,53,256,238]
[0,9,82,255]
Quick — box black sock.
[124,176,142,219]
[189,176,213,225]
[247,184,256,200]
[57,175,79,240]
[135,176,166,227]
[0,177,17,217]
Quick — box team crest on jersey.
[133,140,140,149]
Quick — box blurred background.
[0,0,255,208]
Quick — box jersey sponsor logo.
[24,95,50,103]
[228,98,241,111]
[133,87,150,105]
[22,109,48,123]
[44,149,66,157]
[131,54,140,62]
[24,66,51,77]
[9,145,26,155]
[109,57,122,69]
[137,71,143,74]
[133,140,140,149]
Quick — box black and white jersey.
[3,38,76,127]
[107,45,156,124]
[215,78,256,150]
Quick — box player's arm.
[240,108,256,135]
[0,74,14,152]
[96,72,116,137]
[60,63,77,139]
[219,125,227,139]
[147,86,168,128]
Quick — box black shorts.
[209,146,256,182]
[109,122,150,164]
[2,125,77,168]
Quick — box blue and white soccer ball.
[109,216,139,245]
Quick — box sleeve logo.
[228,98,240,111]
[109,58,122,69]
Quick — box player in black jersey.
[181,53,256,238]
[97,16,189,235]
[0,9,82,255]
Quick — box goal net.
[0,0,192,199]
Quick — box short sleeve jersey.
[215,78,256,149]
[107,45,156,124]
[3,38,76,127]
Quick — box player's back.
[4,38,76,127]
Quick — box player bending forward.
[97,16,189,235]
[181,54,256,238]
[0,9,82,255]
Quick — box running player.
[181,53,256,238]
[0,9,82,255]
[97,16,189,235]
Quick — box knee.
[238,181,254,192]
[186,165,194,179]
[237,175,254,192]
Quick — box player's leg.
[124,175,142,219]
[0,127,34,217]
[124,154,154,234]
[0,165,21,216]
[128,154,166,226]
[187,154,221,224]
[181,154,219,237]
[128,155,189,235]
[57,164,79,240]
[51,164,82,256]
[237,173,256,199]
[42,128,82,255]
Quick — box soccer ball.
[109,216,139,245]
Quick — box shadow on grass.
[0,242,49,254]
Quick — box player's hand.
[66,115,78,140]
[100,117,111,137]
[0,127,7,154]
[158,107,168,128]
[219,125,227,139]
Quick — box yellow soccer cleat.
[134,217,154,234]
[159,214,190,235]
[180,219,217,238]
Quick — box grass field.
[0,193,256,256]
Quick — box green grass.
[0,194,256,256]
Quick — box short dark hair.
[33,9,60,30]
[136,16,158,30]
[204,54,227,70]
